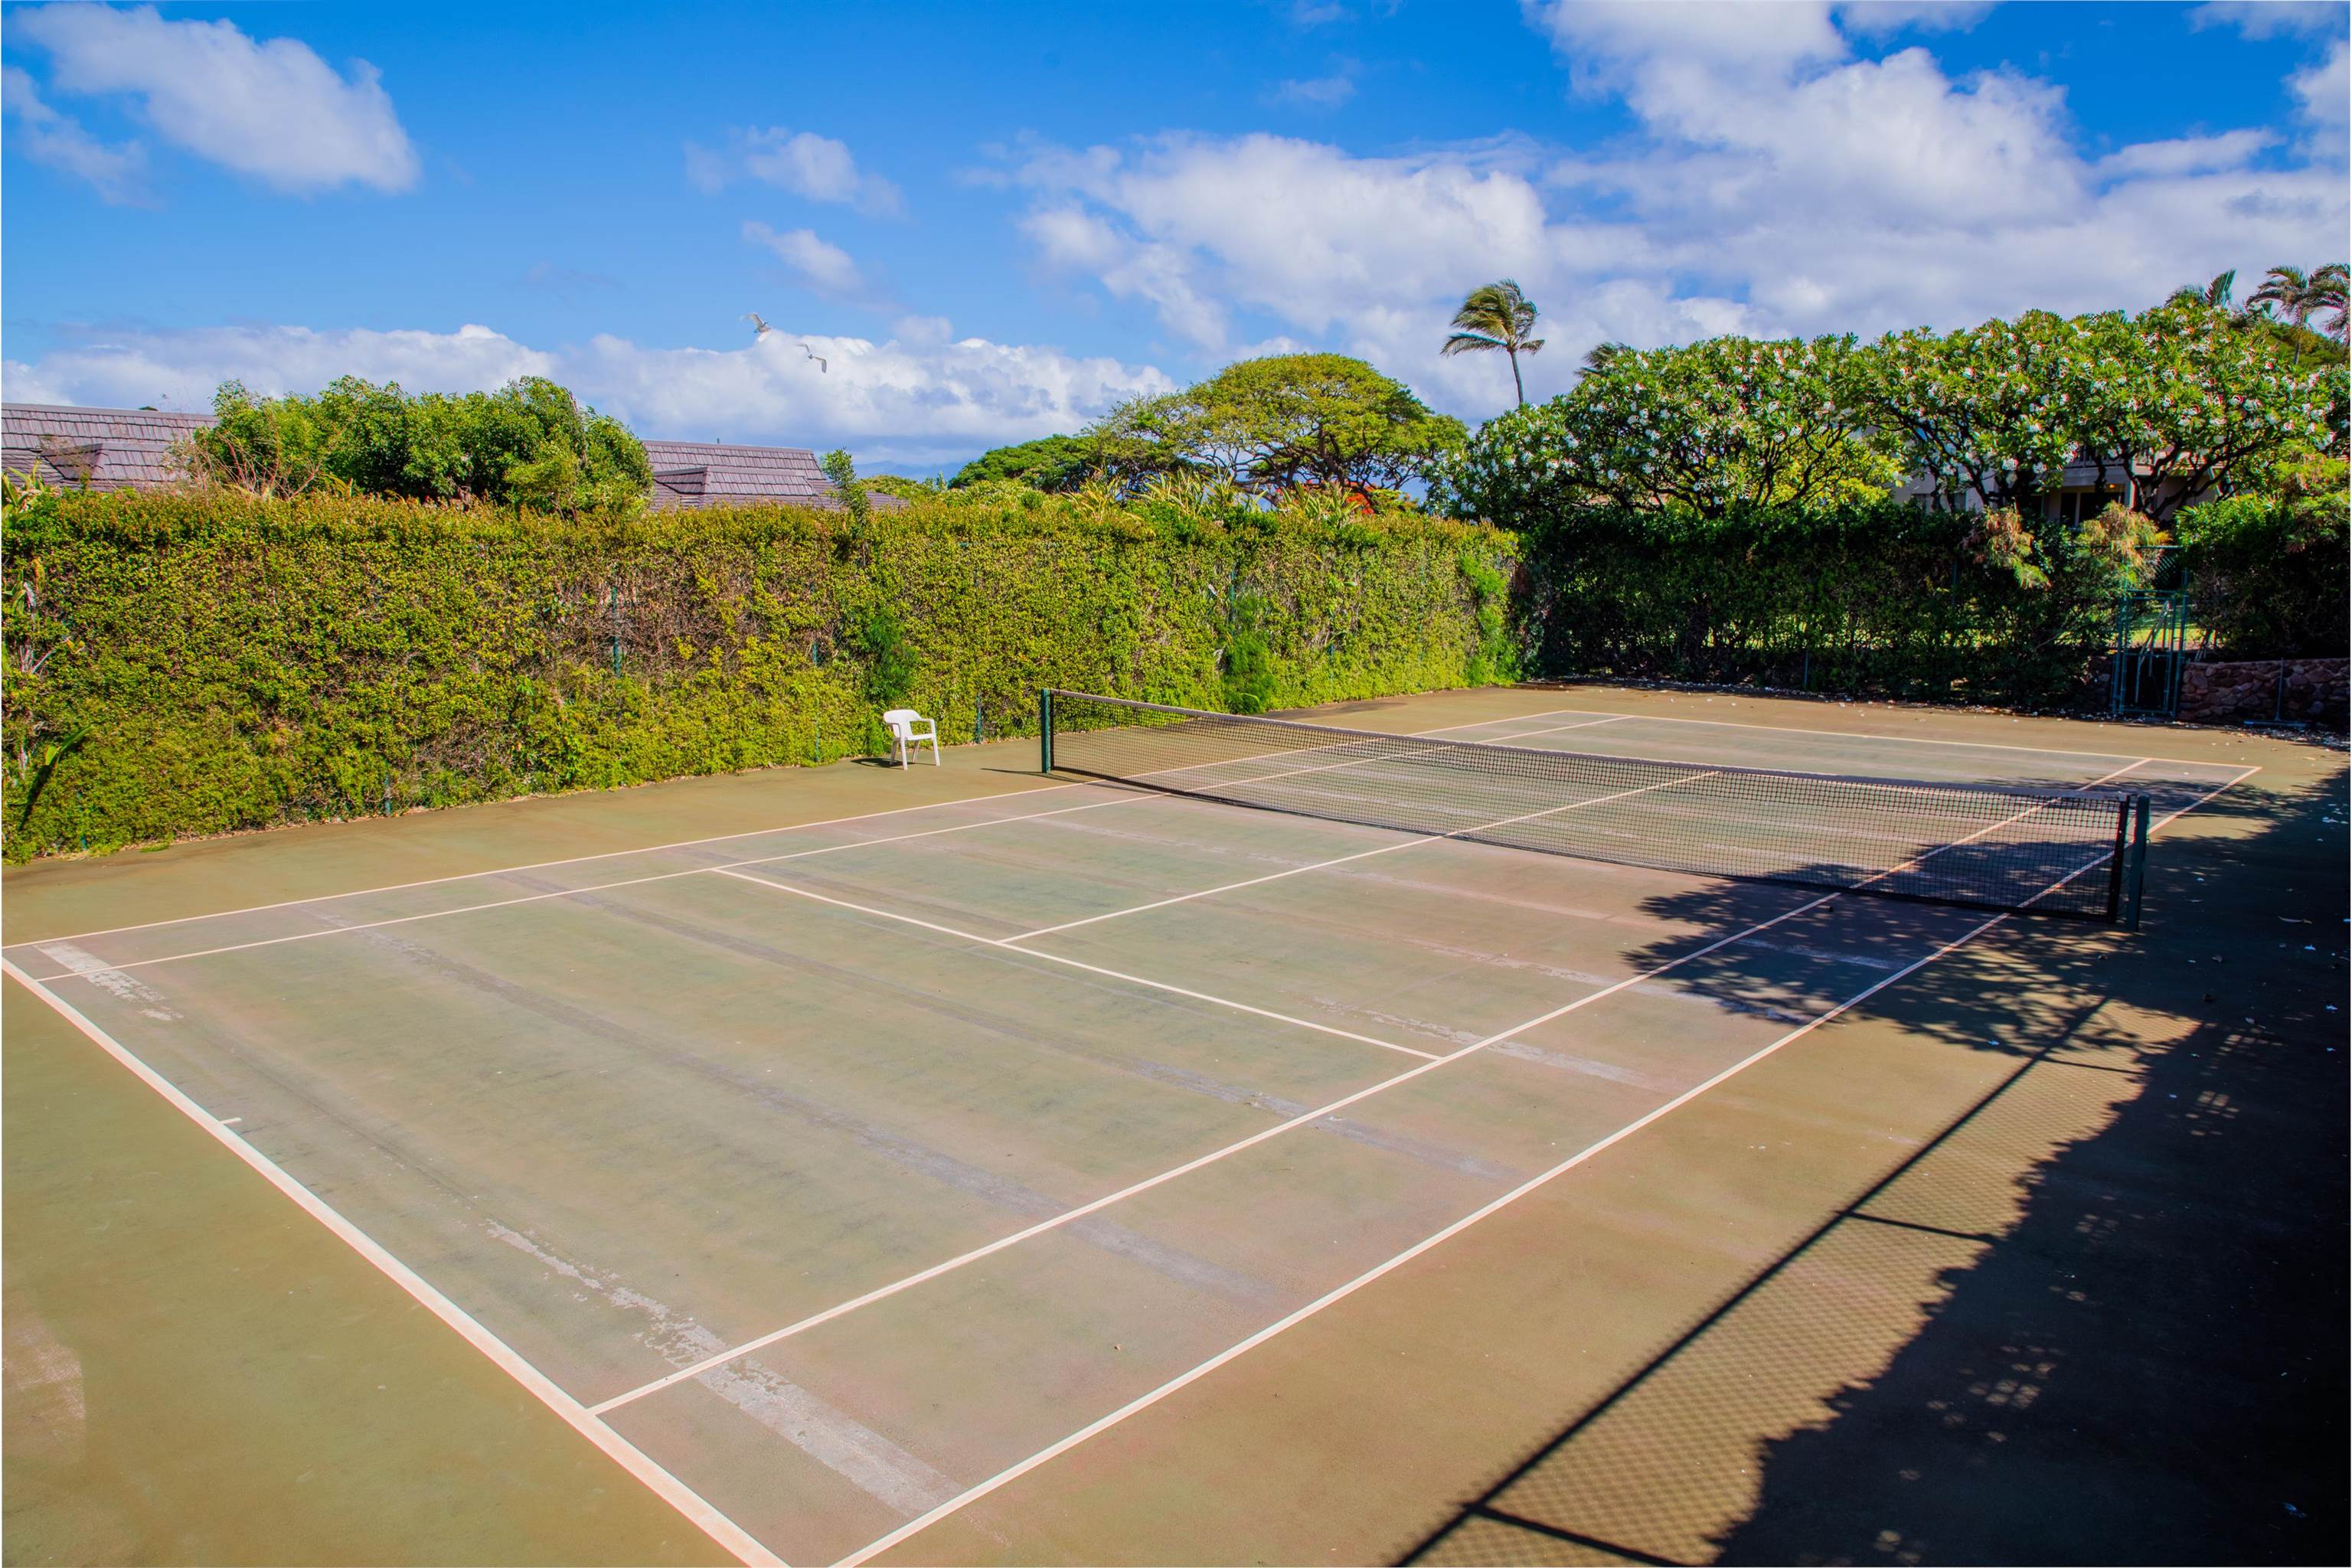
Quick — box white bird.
[742,312,773,339]
[799,342,827,374]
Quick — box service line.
[831,760,2259,1567]
[591,754,2149,1413]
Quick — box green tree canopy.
[1093,353,1465,497]
[188,376,651,510]
[1854,303,2345,521]
[1439,335,1897,521]
[949,433,1099,492]
[1442,304,2346,531]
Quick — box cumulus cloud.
[684,127,903,214]
[2,64,148,204]
[1001,3,2345,416]
[10,3,417,194]
[743,221,866,296]
[1,323,552,411]
[1,321,1175,467]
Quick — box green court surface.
[5,684,2342,1566]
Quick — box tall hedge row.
[1514,500,2132,704]
[2,489,1518,860]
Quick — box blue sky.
[4,0,2346,472]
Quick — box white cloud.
[11,3,417,194]
[1268,61,1359,109]
[1,323,553,412]
[2,64,147,204]
[684,127,903,215]
[0,321,1176,467]
[1004,3,2345,420]
[2189,1,2346,40]
[1833,2,1995,38]
[743,221,866,296]
[2289,37,2349,154]
[2094,129,2275,179]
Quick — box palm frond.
[1441,330,1505,357]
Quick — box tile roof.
[642,438,900,511]
[2,402,212,491]
[2,402,887,510]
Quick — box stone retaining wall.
[2179,657,2349,729]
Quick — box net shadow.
[1399,769,2347,1566]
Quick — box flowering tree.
[1848,305,2346,523]
[1438,335,1897,524]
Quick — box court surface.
[0,687,2295,1565]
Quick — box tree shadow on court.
[1402,766,2347,1566]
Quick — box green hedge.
[1,488,1518,860]
[1514,500,2133,704]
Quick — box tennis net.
[1040,691,2151,923]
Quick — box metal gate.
[2111,590,2189,717]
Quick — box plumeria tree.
[1847,305,2345,523]
[1438,334,1897,523]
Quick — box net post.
[1038,688,1054,775]
[2122,793,2151,929]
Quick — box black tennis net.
[1040,691,2151,923]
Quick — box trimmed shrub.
[1,485,1517,860]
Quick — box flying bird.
[742,312,773,339]
[799,342,828,374]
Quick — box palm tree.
[1580,341,1633,378]
[2316,263,2350,343]
[2250,263,2350,341]
[1442,280,1544,406]
[2167,270,2236,313]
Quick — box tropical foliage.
[2174,451,2350,658]
[186,375,652,510]
[1443,302,2346,528]
[949,434,1100,492]
[1091,353,1466,497]
[1441,279,1545,406]
[1440,335,1898,518]
[0,480,1515,859]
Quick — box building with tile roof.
[2,403,213,492]
[2,402,886,511]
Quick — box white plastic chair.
[882,708,939,768]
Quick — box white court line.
[1523,702,2233,768]
[703,867,1438,1063]
[831,760,2257,1567]
[832,913,2001,1567]
[1007,765,1713,942]
[0,956,783,1568]
[21,792,1161,984]
[15,703,1604,953]
[12,738,2239,1565]
[21,710,1624,984]
[593,756,2128,1416]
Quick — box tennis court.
[0,688,2263,1566]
